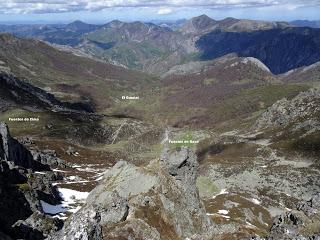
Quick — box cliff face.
[0,123,62,240]
[49,147,216,240]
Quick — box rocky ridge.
[254,88,320,130]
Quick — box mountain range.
[1,15,320,75]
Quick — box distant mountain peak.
[180,14,217,34]
[193,14,213,20]
[190,14,216,25]
[67,20,87,27]
[66,20,98,31]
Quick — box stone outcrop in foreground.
[0,123,62,240]
[49,147,216,240]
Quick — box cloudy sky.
[1,0,320,24]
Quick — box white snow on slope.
[41,188,89,216]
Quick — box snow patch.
[206,213,230,219]
[58,188,89,204]
[41,188,89,217]
[252,139,271,146]
[221,130,238,136]
[218,209,229,215]
[242,57,271,73]
[251,198,261,205]
[212,189,229,199]
[52,169,68,173]
[41,200,65,214]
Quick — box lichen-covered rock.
[297,193,320,217]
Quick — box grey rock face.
[254,88,320,130]
[297,193,320,217]
[160,147,215,239]
[48,192,129,240]
[50,147,215,240]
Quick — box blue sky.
[1,0,320,24]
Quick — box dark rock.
[12,211,63,240]
[0,230,13,240]
[0,123,64,239]
[254,193,320,240]
[31,149,71,168]
[297,193,320,217]
[0,122,43,170]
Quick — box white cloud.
[0,0,319,14]
[157,8,173,15]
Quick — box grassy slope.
[0,33,159,117]
[160,56,310,131]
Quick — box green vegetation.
[208,84,309,125]
[203,78,218,85]
[279,132,320,152]
[196,176,219,198]
[169,131,200,150]
[16,183,31,191]
[181,52,202,64]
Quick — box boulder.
[49,147,216,239]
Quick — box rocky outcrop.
[31,149,72,169]
[12,212,63,240]
[254,88,320,130]
[159,147,215,239]
[0,122,47,170]
[49,147,216,239]
[252,193,320,240]
[0,123,63,239]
